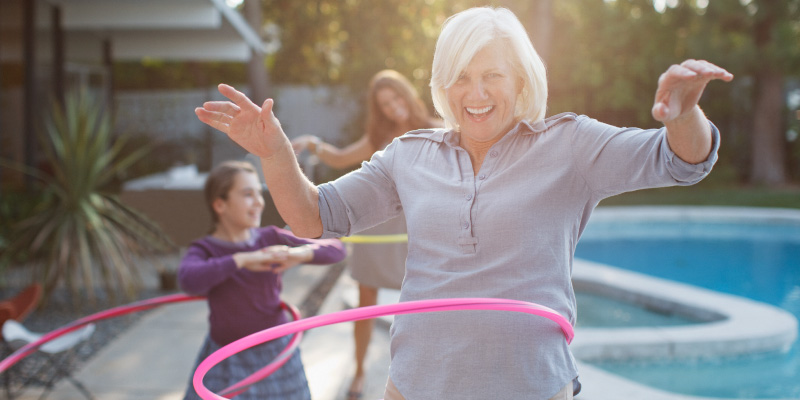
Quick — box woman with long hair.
[292,69,440,399]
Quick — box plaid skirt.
[183,335,311,400]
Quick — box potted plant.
[0,90,177,304]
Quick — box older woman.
[195,7,732,400]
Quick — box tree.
[245,0,272,104]
[746,0,798,185]
[689,0,799,185]
[547,0,676,127]
[544,0,799,185]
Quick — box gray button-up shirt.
[318,112,719,399]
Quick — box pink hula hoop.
[0,294,303,400]
[193,297,573,400]
[0,294,202,373]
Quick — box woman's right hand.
[195,84,287,158]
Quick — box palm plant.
[1,90,176,303]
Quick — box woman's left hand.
[652,59,733,123]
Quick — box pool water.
[575,218,800,398]
[575,291,700,328]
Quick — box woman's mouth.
[466,105,493,119]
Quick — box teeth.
[466,106,492,114]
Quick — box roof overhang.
[48,0,265,61]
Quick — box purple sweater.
[178,226,345,345]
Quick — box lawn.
[599,181,800,209]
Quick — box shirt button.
[465,194,473,200]
[478,174,486,180]
[462,222,469,229]
[489,150,498,157]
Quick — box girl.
[179,160,346,399]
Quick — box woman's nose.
[467,81,487,99]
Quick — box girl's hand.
[233,249,279,272]
[195,84,289,159]
[263,245,315,273]
[232,245,314,273]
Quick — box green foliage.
[113,60,247,90]
[0,190,39,259]
[0,91,177,304]
[263,0,482,102]
[109,0,800,184]
[547,0,800,182]
[600,182,800,209]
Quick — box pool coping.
[572,206,800,400]
[571,259,798,361]
[575,360,799,400]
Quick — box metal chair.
[1,320,96,399]
[0,283,95,399]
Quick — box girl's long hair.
[365,70,436,150]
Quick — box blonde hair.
[430,7,548,131]
[365,69,435,150]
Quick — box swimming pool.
[575,291,702,328]
[574,207,800,399]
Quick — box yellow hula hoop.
[339,234,409,244]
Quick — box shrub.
[0,90,176,303]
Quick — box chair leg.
[34,345,95,400]
[37,353,62,400]
[5,371,14,400]
[34,370,95,400]
[67,376,96,400]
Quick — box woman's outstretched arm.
[195,84,323,238]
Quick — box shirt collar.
[441,119,542,147]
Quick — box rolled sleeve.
[661,120,720,185]
[316,146,402,239]
[317,183,353,239]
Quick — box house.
[0,0,268,189]
[0,0,362,246]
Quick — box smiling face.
[376,87,410,125]
[445,44,522,143]
[213,171,265,232]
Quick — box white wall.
[113,85,360,171]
